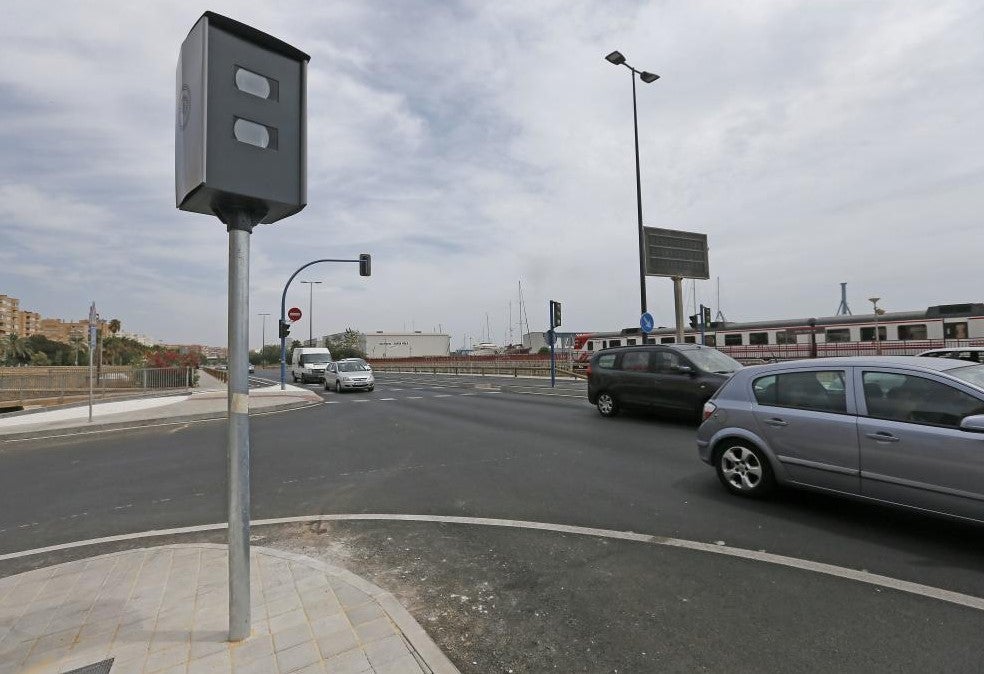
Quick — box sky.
[1,0,982,350]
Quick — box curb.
[0,398,323,442]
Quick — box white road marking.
[379,398,397,401]
[406,396,424,399]
[352,400,371,403]
[433,394,453,398]
[3,513,982,614]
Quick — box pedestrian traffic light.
[279,319,290,338]
[550,300,562,328]
[702,305,712,327]
[689,314,699,329]
[359,253,371,277]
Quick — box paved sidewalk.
[0,544,459,674]
[0,383,321,440]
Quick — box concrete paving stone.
[269,607,307,633]
[275,639,321,673]
[315,625,360,661]
[264,593,303,619]
[187,647,232,673]
[333,584,371,610]
[229,632,273,665]
[21,643,72,671]
[364,634,414,669]
[188,631,229,661]
[105,657,149,674]
[292,662,327,674]
[309,612,350,640]
[372,654,426,674]
[143,641,189,672]
[273,621,314,652]
[325,647,373,674]
[354,616,398,644]
[106,640,151,665]
[31,625,80,653]
[234,654,277,674]
[346,601,385,627]
[0,638,33,671]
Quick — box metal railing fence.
[0,366,194,405]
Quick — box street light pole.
[869,297,882,355]
[606,50,659,342]
[300,280,322,346]
[258,313,270,354]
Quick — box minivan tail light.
[586,363,593,377]
[702,401,717,422]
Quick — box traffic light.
[702,305,712,327]
[279,319,290,338]
[550,300,562,328]
[359,253,371,277]
[689,314,698,329]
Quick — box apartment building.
[0,295,18,337]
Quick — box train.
[571,303,984,365]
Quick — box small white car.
[324,359,375,392]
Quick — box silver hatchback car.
[697,357,984,524]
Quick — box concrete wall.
[362,332,451,359]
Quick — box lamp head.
[640,71,660,83]
[605,50,626,65]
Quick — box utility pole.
[300,280,322,346]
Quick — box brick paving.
[0,544,458,674]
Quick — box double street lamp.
[605,50,659,337]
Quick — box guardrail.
[369,362,584,379]
[0,366,194,407]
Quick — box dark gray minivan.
[587,344,742,420]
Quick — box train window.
[627,338,637,346]
[944,322,969,339]
[897,324,927,340]
[724,334,743,346]
[684,336,696,343]
[860,326,887,341]
[749,332,768,345]
[776,331,794,344]
[661,337,675,344]
[587,342,594,351]
[703,335,717,346]
[825,328,851,343]
[609,339,622,347]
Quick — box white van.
[290,347,333,383]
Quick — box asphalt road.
[2,368,984,670]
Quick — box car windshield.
[338,362,369,372]
[300,354,331,365]
[685,348,742,374]
[949,364,984,390]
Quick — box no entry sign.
[287,307,302,322]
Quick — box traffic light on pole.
[702,305,711,327]
[550,300,562,328]
[279,319,290,338]
[689,314,698,329]
[359,253,371,277]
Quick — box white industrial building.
[327,331,451,359]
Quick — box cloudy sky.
[1,1,982,349]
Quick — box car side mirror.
[675,365,694,375]
[960,414,984,432]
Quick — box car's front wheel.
[335,380,342,393]
[596,392,618,417]
[715,441,775,497]
[323,378,329,391]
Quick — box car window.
[950,364,984,388]
[753,371,847,413]
[686,348,741,374]
[596,354,616,369]
[653,351,684,374]
[619,351,651,372]
[862,371,984,428]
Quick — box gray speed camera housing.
[176,12,309,224]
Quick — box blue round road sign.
[640,312,654,333]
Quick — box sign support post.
[88,302,97,422]
[673,277,685,343]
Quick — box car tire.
[292,372,298,383]
[368,385,374,392]
[323,378,329,391]
[596,392,618,417]
[335,380,342,393]
[714,441,775,497]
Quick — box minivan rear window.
[300,354,332,365]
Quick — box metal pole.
[549,305,556,389]
[631,69,647,319]
[308,283,313,345]
[673,277,685,343]
[226,213,255,642]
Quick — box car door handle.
[865,432,900,443]
[763,418,787,427]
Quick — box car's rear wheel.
[596,392,618,417]
[715,441,774,497]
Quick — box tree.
[27,334,71,365]
[108,319,121,336]
[68,333,88,366]
[537,346,550,355]
[250,344,281,366]
[30,351,50,366]
[2,333,34,366]
[326,329,366,360]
